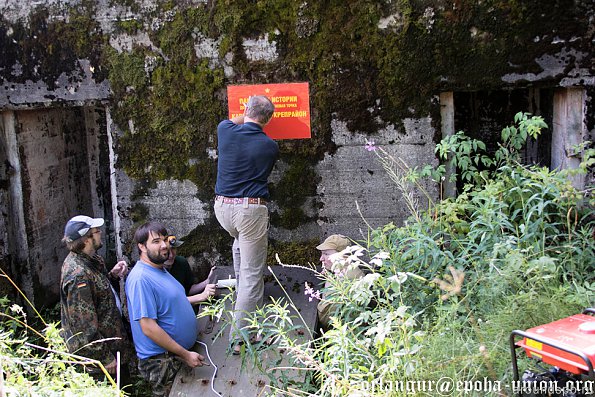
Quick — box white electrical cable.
[116,351,121,391]
[196,339,223,397]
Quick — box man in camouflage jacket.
[60,215,133,375]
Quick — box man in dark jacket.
[60,215,133,377]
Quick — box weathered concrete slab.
[171,265,319,397]
[140,179,209,236]
[316,118,439,240]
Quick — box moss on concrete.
[129,202,149,224]
[2,0,592,272]
[269,158,319,229]
[108,0,142,14]
[0,2,105,88]
[268,238,320,267]
[3,0,590,155]
[87,0,595,260]
[114,18,143,35]
[176,217,234,279]
[107,7,225,202]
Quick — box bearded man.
[60,215,132,377]
[125,221,205,397]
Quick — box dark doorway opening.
[1,105,114,307]
[454,88,554,168]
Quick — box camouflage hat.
[316,234,350,252]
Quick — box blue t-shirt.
[215,120,279,199]
[125,261,197,359]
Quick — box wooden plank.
[171,265,319,397]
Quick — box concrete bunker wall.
[0,1,592,307]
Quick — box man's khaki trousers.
[214,199,269,341]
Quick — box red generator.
[510,308,595,397]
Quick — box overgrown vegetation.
[0,270,122,396]
[220,113,594,396]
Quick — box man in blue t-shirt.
[126,221,206,397]
[214,95,279,353]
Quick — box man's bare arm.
[139,318,205,367]
[188,279,207,296]
[186,284,216,305]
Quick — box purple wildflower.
[333,267,346,277]
[304,282,321,302]
[365,140,377,151]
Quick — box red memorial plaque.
[227,82,311,140]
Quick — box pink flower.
[365,140,377,151]
[304,282,321,302]
[333,267,346,276]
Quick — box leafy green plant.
[0,269,123,396]
[496,112,548,164]
[202,250,428,396]
[431,112,548,189]
[435,131,491,183]
[0,305,122,396]
[365,113,593,394]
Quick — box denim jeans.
[214,199,269,341]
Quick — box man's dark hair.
[245,95,275,125]
[62,230,92,253]
[134,221,168,254]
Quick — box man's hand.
[110,260,129,278]
[188,284,216,305]
[199,284,216,300]
[230,115,245,124]
[181,350,206,368]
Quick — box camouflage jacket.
[60,251,133,367]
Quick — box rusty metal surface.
[171,265,319,397]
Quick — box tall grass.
[0,268,123,396]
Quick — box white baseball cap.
[64,215,104,241]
